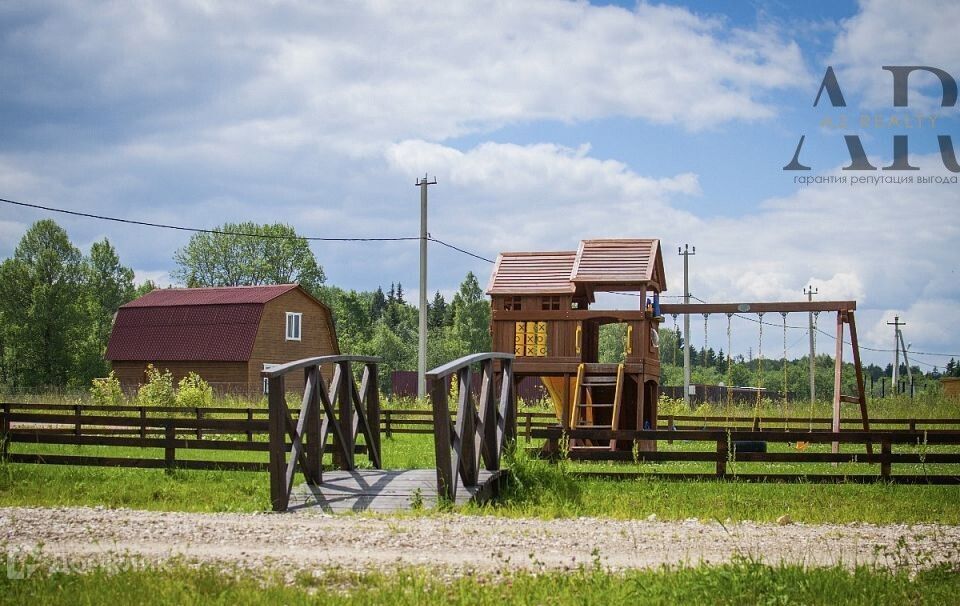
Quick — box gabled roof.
[487,251,578,295]
[105,284,326,362]
[486,238,666,297]
[571,239,666,292]
[122,284,300,307]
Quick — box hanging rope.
[703,314,709,372]
[671,313,679,366]
[754,313,765,425]
[726,313,733,419]
[809,311,820,431]
[782,312,789,430]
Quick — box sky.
[0,0,958,370]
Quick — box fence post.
[268,376,287,511]
[139,406,146,440]
[74,404,82,437]
[1,403,9,461]
[195,407,203,440]
[385,410,392,439]
[716,438,728,478]
[164,423,176,469]
[525,412,532,443]
[880,437,892,480]
[246,408,254,442]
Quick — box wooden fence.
[530,426,960,483]
[4,402,960,485]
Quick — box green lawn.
[1,557,957,605]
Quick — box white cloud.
[2,0,806,150]
[830,0,960,110]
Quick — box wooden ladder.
[569,363,625,451]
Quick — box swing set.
[660,300,871,454]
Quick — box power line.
[1,195,497,262]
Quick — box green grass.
[1,557,957,605]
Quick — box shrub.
[176,373,213,408]
[90,372,125,406]
[137,364,175,407]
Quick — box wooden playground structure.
[487,239,871,455]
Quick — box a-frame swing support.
[660,301,871,455]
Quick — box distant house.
[105,284,339,394]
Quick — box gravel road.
[2,507,958,575]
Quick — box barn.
[105,284,339,394]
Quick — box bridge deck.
[287,469,504,513]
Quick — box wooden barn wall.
[111,360,249,393]
[248,288,339,392]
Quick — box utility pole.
[887,315,905,394]
[415,174,436,399]
[678,244,695,408]
[804,285,818,403]
[898,331,913,396]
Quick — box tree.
[448,272,490,354]
[75,239,136,381]
[172,222,325,291]
[0,220,84,387]
[370,287,387,320]
[428,291,447,329]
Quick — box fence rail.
[4,402,960,486]
[530,426,960,483]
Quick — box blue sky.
[0,0,958,369]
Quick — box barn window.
[541,296,560,311]
[503,296,522,311]
[285,312,302,341]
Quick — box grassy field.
[0,395,958,522]
[1,556,957,605]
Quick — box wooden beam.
[661,301,856,314]
[832,311,844,455]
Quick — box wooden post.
[366,363,381,468]
[880,436,892,480]
[246,408,254,442]
[74,404,81,437]
[456,366,478,487]
[846,311,873,455]
[337,361,354,470]
[385,409,392,438]
[716,438,728,478]
[195,407,203,440]
[1,403,9,461]
[430,374,455,501]
[164,424,176,469]
[506,364,517,442]
[831,311,844,455]
[139,406,146,440]
[478,360,497,470]
[525,412,532,443]
[304,366,322,486]
[267,376,287,512]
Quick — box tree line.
[0,219,948,396]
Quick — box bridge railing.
[427,353,516,501]
[262,355,382,511]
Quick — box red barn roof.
[105,284,317,362]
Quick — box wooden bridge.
[261,352,516,512]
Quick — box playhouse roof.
[487,238,666,297]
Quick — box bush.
[90,372,125,406]
[137,364,175,407]
[176,372,213,408]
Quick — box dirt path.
[2,507,958,575]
